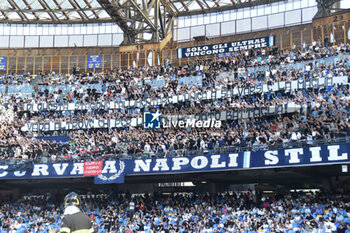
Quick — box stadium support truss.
[0,0,285,44]
[314,0,342,18]
[96,0,175,44]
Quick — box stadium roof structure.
[0,0,283,44]
[0,0,345,45]
[0,0,283,24]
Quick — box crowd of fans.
[0,39,350,232]
[0,190,350,232]
[0,41,349,162]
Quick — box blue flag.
[94,173,124,184]
[94,161,126,184]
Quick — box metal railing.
[1,136,349,165]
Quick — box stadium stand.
[0,0,349,232]
[0,190,350,232]
[0,43,349,163]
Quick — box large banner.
[23,76,345,112]
[0,143,349,184]
[0,56,6,70]
[87,55,102,69]
[21,103,298,132]
[178,36,275,58]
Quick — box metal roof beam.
[176,0,284,16]
[213,0,220,7]
[7,0,28,21]
[52,0,70,20]
[96,0,135,43]
[314,0,341,18]
[83,0,100,18]
[68,0,87,20]
[0,10,9,20]
[178,0,189,11]
[0,18,114,24]
[72,0,90,19]
[22,0,40,20]
[37,0,60,21]
[164,13,174,35]
[145,0,157,15]
[195,0,205,10]
[129,0,157,31]
[201,0,211,9]
[0,0,287,24]
[159,0,176,16]
[0,7,105,13]
[167,1,180,13]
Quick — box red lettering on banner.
[83,161,103,176]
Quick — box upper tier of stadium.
[0,1,348,165]
[0,42,349,164]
